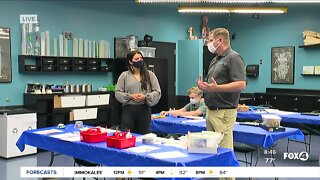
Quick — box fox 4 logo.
[283,152,309,161]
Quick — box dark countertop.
[0,107,35,115]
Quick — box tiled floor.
[0,135,319,180]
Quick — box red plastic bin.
[80,128,108,143]
[106,136,136,149]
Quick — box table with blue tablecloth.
[151,116,304,148]
[237,110,320,136]
[237,110,320,126]
[16,124,239,167]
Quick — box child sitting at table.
[161,87,206,117]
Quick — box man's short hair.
[210,28,230,44]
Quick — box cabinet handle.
[12,128,18,134]
[294,97,298,101]
[316,99,320,102]
[259,96,263,99]
[273,96,277,100]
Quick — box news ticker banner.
[21,167,320,178]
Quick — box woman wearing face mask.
[115,51,161,134]
[161,87,206,117]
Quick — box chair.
[286,128,312,154]
[234,142,257,167]
[72,158,104,180]
[286,110,319,155]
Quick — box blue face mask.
[132,60,144,69]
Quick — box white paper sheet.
[126,145,160,153]
[148,150,188,159]
[264,109,280,113]
[50,132,80,142]
[264,109,298,115]
[34,129,63,135]
[275,111,299,115]
[181,119,205,123]
[180,115,205,120]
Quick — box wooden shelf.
[299,44,320,48]
[301,74,320,76]
[18,55,114,73]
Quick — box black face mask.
[132,60,144,69]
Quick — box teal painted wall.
[0,1,201,106]
[1,1,320,106]
[177,39,203,95]
[216,5,320,93]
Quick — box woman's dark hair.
[127,51,151,91]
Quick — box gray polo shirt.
[205,48,246,110]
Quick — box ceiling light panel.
[178,6,288,14]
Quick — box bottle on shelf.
[26,23,33,55]
[26,35,33,55]
[34,35,40,56]
[21,23,27,55]
[34,22,40,56]
[0,45,2,77]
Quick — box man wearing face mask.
[161,87,206,117]
[115,51,161,134]
[197,28,246,151]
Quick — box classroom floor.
[0,135,319,180]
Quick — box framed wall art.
[271,46,295,84]
[0,27,12,83]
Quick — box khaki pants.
[206,108,237,149]
[206,109,237,180]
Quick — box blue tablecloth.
[16,125,239,167]
[151,117,304,148]
[237,111,320,126]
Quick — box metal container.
[64,84,70,93]
[70,85,75,93]
[75,85,81,93]
[82,84,87,93]
[86,84,92,93]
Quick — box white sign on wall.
[20,14,38,24]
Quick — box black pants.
[121,104,151,135]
